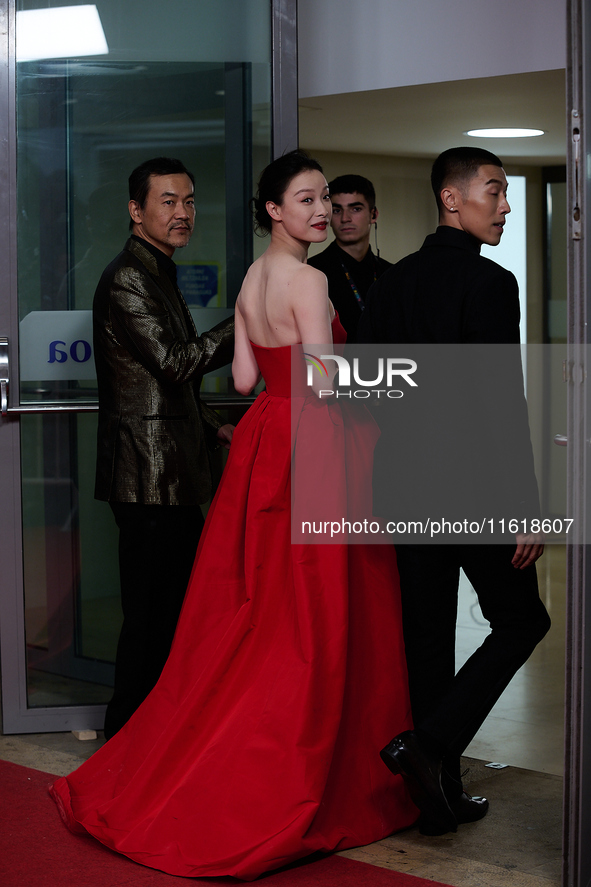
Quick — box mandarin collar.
[423,226,482,255]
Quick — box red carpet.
[0,759,452,887]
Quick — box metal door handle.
[554,434,568,446]
[0,336,250,417]
[0,335,99,416]
[0,338,8,417]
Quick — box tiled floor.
[460,544,565,777]
[0,544,566,886]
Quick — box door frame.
[564,2,591,884]
[0,0,298,735]
[2,2,591,884]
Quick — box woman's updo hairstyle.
[251,149,323,236]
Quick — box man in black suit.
[358,147,550,835]
[308,174,391,341]
[93,157,234,739]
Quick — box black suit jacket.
[357,226,539,528]
[93,237,234,506]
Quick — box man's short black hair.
[128,157,195,229]
[431,147,504,213]
[328,174,376,208]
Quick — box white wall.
[298,0,566,98]
[306,151,435,266]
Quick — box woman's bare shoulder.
[287,261,328,301]
[236,258,265,307]
[298,261,327,281]
[241,255,265,286]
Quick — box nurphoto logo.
[304,353,418,399]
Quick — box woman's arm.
[292,266,335,397]
[232,300,261,395]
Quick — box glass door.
[0,0,295,733]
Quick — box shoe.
[380,730,457,834]
[450,791,489,823]
[418,791,489,835]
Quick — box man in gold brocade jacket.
[93,157,234,739]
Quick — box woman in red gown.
[50,151,417,880]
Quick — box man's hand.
[216,424,234,450]
[512,532,544,569]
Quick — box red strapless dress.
[49,315,416,880]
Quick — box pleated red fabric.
[50,316,417,880]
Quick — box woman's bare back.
[237,251,333,348]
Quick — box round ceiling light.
[465,128,544,139]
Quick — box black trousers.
[104,502,205,740]
[395,544,551,788]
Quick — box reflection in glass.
[17,0,272,405]
[15,0,272,709]
[22,413,119,707]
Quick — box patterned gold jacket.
[93,237,234,505]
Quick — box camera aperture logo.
[304,353,418,399]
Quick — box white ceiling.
[299,70,567,167]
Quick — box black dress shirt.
[131,234,179,287]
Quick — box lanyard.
[340,260,376,309]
